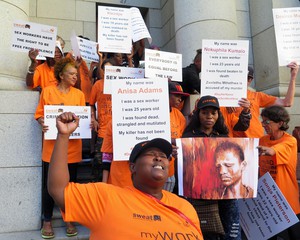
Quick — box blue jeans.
[218,199,241,240]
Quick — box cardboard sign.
[201,39,249,106]
[111,78,171,160]
[239,173,299,239]
[44,105,91,140]
[176,137,259,199]
[144,49,182,81]
[97,6,151,53]
[11,20,57,58]
[273,7,300,66]
[104,66,145,94]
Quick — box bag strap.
[143,192,202,234]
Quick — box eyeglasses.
[261,119,272,125]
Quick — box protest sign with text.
[111,78,171,160]
[145,49,182,81]
[176,137,258,199]
[239,173,299,240]
[11,20,57,58]
[71,34,99,62]
[104,66,145,94]
[97,6,151,53]
[44,105,91,140]
[201,39,249,106]
[273,7,300,66]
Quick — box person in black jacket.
[183,95,250,240]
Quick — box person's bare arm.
[274,61,299,106]
[48,112,79,211]
[26,49,39,87]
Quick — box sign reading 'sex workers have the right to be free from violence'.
[11,20,57,58]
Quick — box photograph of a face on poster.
[176,137,259,200]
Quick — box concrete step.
[0,225,90,240]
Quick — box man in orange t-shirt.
[48,113,203,240]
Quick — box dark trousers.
[268,213,300,240]
[219,199,241,240]
[42,161,78,221]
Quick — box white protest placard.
[239,173,299,240]
[145,49,182,81]
[104,66,145,94]
[71,35,99,62]
[201,39,249,107]
[130,7,152,44]
[11,20,57,58]
[111,78,171,160]
[44,105,91,140]
[273,7,300,66]
[97,6,132,53]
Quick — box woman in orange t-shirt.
[258,105,300,239]
[35,58,86,239]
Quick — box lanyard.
[143,192,202,234]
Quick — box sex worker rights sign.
[111,78,171,160]
[44,105,91,140]
[239,173,299,240]
[11,20,57,58]
[201,39,249,106]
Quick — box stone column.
[0,0,43,234]
[0,0,29,90]
[174,0,238,66]
[174,0,238,114]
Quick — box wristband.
[28,69,35,74]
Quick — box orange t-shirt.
[101,120,132,187]
[79,60,93,102]
[259,132,300,214]
[89,79,112,138]
[33,62,57,89]
[34,85,86,163]
[220,107,242,138]
[169,107,186,177]
[232,90,276,138]
[63,183,203,240]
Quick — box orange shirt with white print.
[232,90,276,138]
[89,79,112,138]
[33,62,57,89]
[34,85,85,163]
[62,182,203,240]
[169,107,186,177]
[259,132,300,214]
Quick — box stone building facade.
[0,0,299,234]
